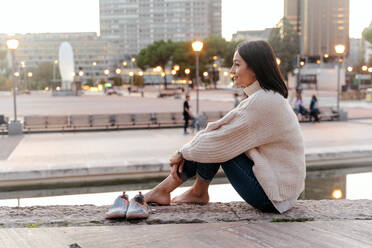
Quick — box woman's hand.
[169,150,185,180]
[169,150,183,167]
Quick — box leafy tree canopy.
[362,21,372,44]
[268,17,300,80]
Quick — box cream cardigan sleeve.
[181,91,289,163]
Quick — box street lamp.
[276,58,281,66]
[192,40,203,115]
[361,65,368,72]
[27,72,32,92]
[334,44,345,115]
[6,38,22,135]
[129,71,134,88]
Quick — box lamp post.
[334,44,345,115]
[6,38,23,135]
[192,40,203,115]
[27,72,32,92]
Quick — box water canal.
[0,169,371,207]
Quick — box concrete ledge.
[0,200,371,228]
[1,150,372,191]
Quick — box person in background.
[309,94,320,122]
[183,95,192,135]
[233,92,240,107]
[292,91,307,117]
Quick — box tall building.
[99,0,222,56]
[284,0,349,58]
[231,28,273,42]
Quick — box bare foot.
[144,189,171,205]
[171,188,209,204]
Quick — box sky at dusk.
[0,0,370,40]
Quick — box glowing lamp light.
[171,70,177,75]
[155,66,162,72]
[347,66,353,72]
[213,63,218,68]
[14,72,20,77]
[27,72,33,77]
[276,58,281,65]
[54,60,58,65]
[78,71,84,77]
[161,72,165,77]
[218,67,222,72]
[56,86,61,91]
[6,39,19,50]
[368,67,372,73]
[115,68,121,74]
[316,60,321,64]
[185,68,191,75]
[104,69,110,75]
[173,65,180,71]
[129,71,134,77]
[332,189,343,200]
[131,57,136,62]
[213,56,218,60]
[122,61,128,66]
[92,62,97,66]
[334,44,345,55]
[21,61,26,68]
[192,40,203,52]
[362,65,368,71]
[138,71,144,76]
[324,53,329,58]
[300,61,305,66]
[203,71,208,77]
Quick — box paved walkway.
[1,200,372,247]
[1,89,372,119]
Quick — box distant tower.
[99,0,222,57]
[284,0,349,58]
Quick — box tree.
[0,49,8,74]
[268,17,300,80]
[137,40,175,89]
[31,62,58,90]
[0,76,12,91]
[362,21,372,44]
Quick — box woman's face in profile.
[230,51,256,88]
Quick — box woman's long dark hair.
[237,40,288,98]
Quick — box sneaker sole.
[126,213,149,220]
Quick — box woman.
[144,40,306,214]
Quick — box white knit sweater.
[181,81,306,213]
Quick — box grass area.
[24,222,44,228]
[271,218,314,223]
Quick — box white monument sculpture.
[58,42,74,90]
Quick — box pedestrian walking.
[183,95,192,135]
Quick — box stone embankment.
[0,200,371,228]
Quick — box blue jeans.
[177,153,279,213]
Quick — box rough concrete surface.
[0,200,371,228]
